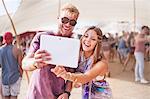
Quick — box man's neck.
[57,31,73,37]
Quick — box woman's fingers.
[51,66,67,77]
[73,83,82,88]
[51,66,60,74]
[57,70,67,78]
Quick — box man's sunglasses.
[61,17,77,26]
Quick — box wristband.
[64,91,71,97]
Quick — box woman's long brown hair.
[80,26,103,65]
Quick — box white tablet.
[40,35,80,68]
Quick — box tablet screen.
[40,35,80,68]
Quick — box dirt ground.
[18,58,150,99]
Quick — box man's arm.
[12,46,24,76]
[22,53,37,71]
[57,68,75,99]
[17,49,24,76]
[64,80,73,96]
[22,49,51,71]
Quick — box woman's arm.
[51,60,108,84]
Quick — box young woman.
[51,26,112,99]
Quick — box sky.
[0,0,21,16]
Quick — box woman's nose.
[86,37,91,42]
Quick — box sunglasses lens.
[70,20,77,26]
[61,17,69,24]
[61,17,77,26]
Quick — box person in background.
[123,32,135,71]
[101,35,111,77]
[102,35,111,62]
[51,26,112,99]
[107,33,116,62]
[0,32,23,99]
[0,36,3,46]
[117,31,128,64]
[145,28,150,61]
[0,36,3,99]
[134,26,150,84]
[22,3,79,99]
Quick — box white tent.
[0,0,150,35]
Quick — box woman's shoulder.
[92,59,108,76]
[97,59,108,64]
[93,59,108,70]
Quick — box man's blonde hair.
[60,3,79,18]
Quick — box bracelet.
[64,91,71,97]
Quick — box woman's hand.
[51,66,69,79]
[34,49,51,68]
[73,83,82,88]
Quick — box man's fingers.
[34,53,51,59]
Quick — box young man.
[0,32,23,99]
[0,36,3,99]
[22,3,80,99]
[134,26,150,84]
